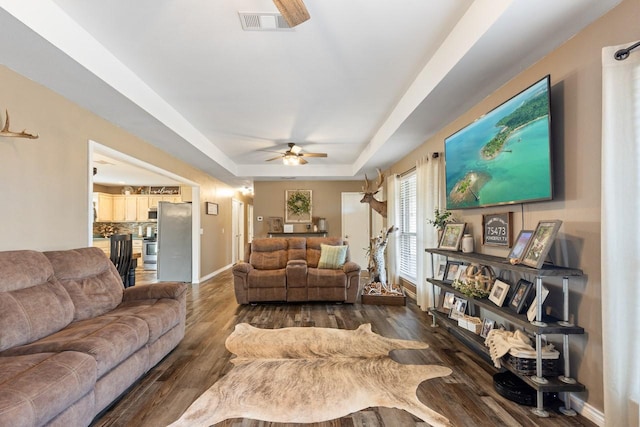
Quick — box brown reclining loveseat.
[232,237,361,304]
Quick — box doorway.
[88,141,201,283]
[232,198,245,264]
[341,192,370,270]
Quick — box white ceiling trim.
[352,0,512,174]
[0,0,238,175]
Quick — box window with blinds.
[399,172,417,281]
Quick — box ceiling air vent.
[238,12,293,31]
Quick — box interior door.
[341,192,370,271]
[232,199,244,263]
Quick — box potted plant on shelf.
[427,209,455,241]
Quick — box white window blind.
[399,172,417,281]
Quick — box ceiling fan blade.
[273,0,310,27]
[298,157,308,165]
[300,152,327,157]
[265,155,283,161]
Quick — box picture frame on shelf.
[443,292,456,310]
[527,285,550,322]
[520,220,563,269]
[438,223,466,251]
[480,318,495,338]
[488,279,510,307]
[268,217,284,233]
[509,279,533,314]
[443,261,464,284]
[435,259,447,280]
[482,212,513,247]
[507,229,534,262]
[206,202,218,215]
[449,298,467,321]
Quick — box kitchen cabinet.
[96,193,113,222]
[136,197,150,221]
[93,239,110,256]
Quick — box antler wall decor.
[360,168,387,218]
[0,110,39,139]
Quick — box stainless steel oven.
[142,238,157,270]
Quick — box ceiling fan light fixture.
[283,154,301,165]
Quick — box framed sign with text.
[482,212,513,247]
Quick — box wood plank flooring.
[92,270,597,427]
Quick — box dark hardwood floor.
[92,269,596,427]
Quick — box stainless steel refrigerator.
[157,201,192,282]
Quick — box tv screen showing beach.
[445,76,553,210]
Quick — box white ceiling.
[0,0,621,189]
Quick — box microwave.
[148,207,158,220]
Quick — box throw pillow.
[318,244,348,269]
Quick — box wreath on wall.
[287,191,311,216]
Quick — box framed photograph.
[509,279,533,314]
[442,292,456,311]
[435,259,447,280]
[443,261,463,284]
[488,279,510,307]
[268,217,284,233]
[482,212,513,247]
[206,202,218,215]
[480,318,495,338]
[449,298,467,320]
[520,220,563,269]
[438,223,466,251]
[285,189,312,223]
[527,285,550,322]
[507,230,534,262]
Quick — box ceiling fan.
[266,143,327,165]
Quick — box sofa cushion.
[287,237,306,261]
[0,351,96,427]
[107,298,182,343]
[248,269,287,289]
[45,248,124,321]
[307,268,348,288]
[306,237,345,268]
[0,250,75,352]
[318,244,348,269]
[2,315,149,378]
[249,239,288,270]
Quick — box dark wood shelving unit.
[425,248,586,417]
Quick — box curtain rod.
[614,40,640,61]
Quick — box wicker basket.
[503,347,559,376]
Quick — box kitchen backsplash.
[93,221,158,238]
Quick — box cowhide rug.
[168,323,452,427]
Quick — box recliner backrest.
[249,238,288,270]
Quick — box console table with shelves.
[425,248,585,417]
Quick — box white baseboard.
[198,263,233,284]
[567,394,605,426]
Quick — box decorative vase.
[461,234,474,253]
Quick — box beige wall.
[0,65,245,278]
[388,0,640,413]
[253,181,364,238]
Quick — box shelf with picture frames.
[425,248,585,418]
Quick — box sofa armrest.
[233,261,253,274]
[343,261,360,274]
[123,282,187,301]
[287,259,307,267]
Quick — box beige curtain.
[416,153,445,310]
[601,41,640,427]
[386,174,400,287]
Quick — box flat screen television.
[445,75,553,210]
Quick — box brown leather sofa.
[0,247,186,427]
[232,237,361,304]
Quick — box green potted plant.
[427,209,455,231]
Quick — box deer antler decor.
[360,168,387,218]
[0,110,39,139]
